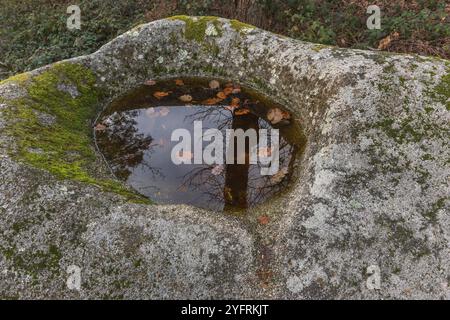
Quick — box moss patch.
[168,15,222,42]
[1,62,150,204]
[432,72,450,110]
[229,19,255,34]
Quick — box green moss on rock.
[229,19,255,33]
[433,73,450,110]
[1,62,150,204]
[168,15,222,42]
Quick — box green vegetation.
[1,0,449,79]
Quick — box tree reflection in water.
[95,78,304,212]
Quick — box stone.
[0,16,448,299]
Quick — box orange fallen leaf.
[209,80,220,89]
[175,79,184,86]
[203,97,222,105]
[144,80,156,86]
[153,91,170,99]
[179,94,193,102]
[216,91,227,99]
[235,108,250,116]
[258,215,270,225]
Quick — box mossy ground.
[1,62,151,204]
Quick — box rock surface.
[0,16,449,299]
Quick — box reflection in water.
[96,78,305,212]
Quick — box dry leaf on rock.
[175,79,184,86]
[258,215,270,225]
[94,123,106,131]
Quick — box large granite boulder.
[0,16,448,299]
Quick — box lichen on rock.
[0,16,448,300]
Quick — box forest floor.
[1,0,449,79]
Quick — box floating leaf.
[209,80,220,89]
[153,91,170,99]
[145,80,156,86]
[145,108,159,118]
[216,91,227,99]
[267,107,290,124]
[270,167,289,184]
[224,105,237,112]
[94,123,106,131]
[211,164,224,176]
[159,107,170,116]
[223,87,233,95]
[179,94,193,102]
[175,150,193,162]
[175,79,184,86]
[203,97,222,105]
[258,147,272,158]
[230,97,240,107]
[235,108,250,116]
[258,215,270,225]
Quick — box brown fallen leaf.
[223,87,233,95]
[144,80,156,86]
[258,215,270,225]
[178,94,193,102]
[232,87,241,94]
[153,91,170,99]
[235,108,250,116]
[225,82,234,88]
[230,97,240,107]
[270,167,289,184]
[209,80,220,89]
[378,32,400,50]
[175,79,184,86]
[216,91,227,99]
[94,123,106,131]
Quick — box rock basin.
[0,16,449,299]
